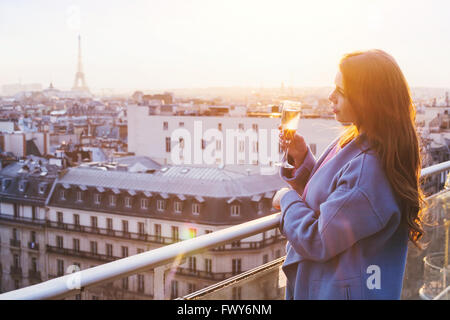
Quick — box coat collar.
[310,133,372,178]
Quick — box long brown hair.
[337,49,425,248]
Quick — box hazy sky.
[1,0,449,92]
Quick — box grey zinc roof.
[57,166,287,198]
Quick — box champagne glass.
[275,102,301,168]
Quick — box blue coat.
[279,134,409,299]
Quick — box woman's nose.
[328,91,337,104]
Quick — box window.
[73,238,80,252]
[192,203,200,216]
[263,254,269,264]
[57,259,64,276]
[257,201,264,214]
[140,198,148,210]
[73,214,80,226]
[13,204,19,217]
[60,190,66,200]
[171,280,178,299]
[232,287,242,300]
[188,257,197,272]
[121,246,128,258]
[275,249,281,259]
[216,139,222,150]
[163,121,168,130]
[218,123,222,132]
[122,220,129,234]
[252,141,258,153]
[238,140,245,152]
[232,259,242,275]
[137,274,145,292]
[107,218,113,231]
[252,123,258,131]
[94,194,101,205]
[179,137,184,149]
[122,277,129,290]
[90,241,98,254]
[30,231,36,243]
[188,228,197,239]
[156,199,166,212]
[124,197,132,208]
[57,211,64,224]
[91,216,98,229]
[165,137,171,153]
[31,257,37,272]
[138,222,145,235]
[76,191,83,202]
[106,244,113,257]
[56,236,64,249]
[154,224,161,240]
[238,123,244,131]
[205,259,212,274]
[173,201,183,214]
[31,206,37,220]
[171,226,179,242]
[231,205,241,217]
[179,122,184,127]
[109,195,116,207]
[13,254,20,268]
[12,228,18,240]
[18,180,27,192]
[188,283,196,294]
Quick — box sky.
[1,0,450,92]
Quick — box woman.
[272,49,425,300]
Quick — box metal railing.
[1,160,449,300]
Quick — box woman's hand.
[272,187,291,210]
[278,125,309,168]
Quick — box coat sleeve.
[279,145,316,195]
[279,155,398,262]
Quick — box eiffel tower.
[72,35,90,92]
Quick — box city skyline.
[1,0,450,92]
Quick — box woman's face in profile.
[329,71,357,125]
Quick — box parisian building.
[0,160,287,299]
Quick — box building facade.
[127,104,284,168]
[0,161,287,299]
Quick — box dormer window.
[18,180,28,192]
[156,199,166,212]
[38,183,47,195]
[1,178,11,191]
[124,197,132,208]
[192,203,200,216]
[174,201,183,214]
[76,191,83,202]
[231,204,241,217]
[60,190,66,201]
[141,198,149,210]
[94,194,101,205]
[109,195,116,207]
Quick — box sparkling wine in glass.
[277,102,301,168]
